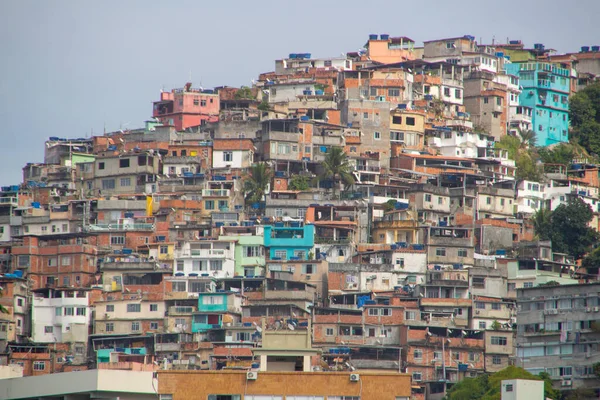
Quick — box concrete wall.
[0,369,154,399]
[158,370,411,400]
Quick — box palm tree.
[517,128,537,149]
[243,162,273,205]
[319,147,354,199]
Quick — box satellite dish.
[255,326,262,333]
[287,324,295,331]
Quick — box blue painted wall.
[505,62,570,146]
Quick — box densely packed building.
[1,34,600,399]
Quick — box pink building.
[153,83,220,131]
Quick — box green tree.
[445,366,559,400]
[258,100,270,111]
[538,143,575,165]
[243,163,273,205]
[318,147,354,199]
[495,135,521,160]
[0,285,8,314]
[582,246,600,271]
[288,175,310,191]
[534,198,599,259]
[517,128,537,148]
[570,82,600,154]
[234,86,254,100]
[515,151,541,181]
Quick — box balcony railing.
[0,197,18,205]
[87,223,155,231]
[202,189,230,197]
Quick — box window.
[491,303,502,310]
[412,372,422,381]
[150,304,158,312]
[483,97,489,104]
[64,307,74,316]
[302,264,314,274]
[458,249,468,257]
[446,41,455,49]
[363,112,368,119]
[455,89,461,99]
[326,328,334,336]
[172,281,186,292]
[106,305,114,312]
[388,88,400,97]
[245,246,261,257]
[297,208,306,218]
[44,326,53,333]
[120,177,131,187]
[119,158,130,168]
[505,382,513,391]
[110,236,125,245]
[274,250,287,260]
[106,322,114,332]
[523,282,533,288]
[98,162,105,170]
[405,311,416,320]
[414,349,423,359]
[390,131,404,141]
[425,194,432,202]
[368,308,379,316]
[433,351,442,360]
[491,336,507,346]
[436,248,446,257]
[396,257,405,267]
[476,302,485,309]
[496,97,502,106]
[150,322,159,330]
[205,200,215,210]
[193,98,199,106]
[479,321,486,329]
[131,321,140,331]
[211,260,223,271]
[160,245,168,254]
[444,87,451,97]
[223,151,233,162]
[47,257,58,267]
[33,361,46,371]
[127,304,141,313]
[61,256,71,266]
[374,131,381,140]
[438,197,443,205]
[55,307,62,316]
[200,99,207,107]
[472,276,485,288]
[76,307,86,316]
[406,117,415,126]
[392,116,402,124]
[176,260,184,271]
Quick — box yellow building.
[389,109,425,150]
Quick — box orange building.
[158,370,411,400]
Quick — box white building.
[31,289,90,343]
[501,379,544,400]
[0,369,155,400]
[428,129,492,158]
[174,239,236,279]
[516,180,544,215]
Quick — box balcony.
[101,261,159,271]
[202,189,231,197]
[87,223,155,231]
[315,237,350,244]
[155,342,181,352]
[0,197,19,206]
[356,165,381,173]
[183,249,227,258]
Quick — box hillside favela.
[2,33,600,400]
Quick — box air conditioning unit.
[552,309,558,315]
[350,373,360,382]
[475,310,480,315]
[586,307,592,312]
[561,380,572,387]
[246,371,258,380]
[594,307,599,312]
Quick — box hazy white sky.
[1,0,599,184]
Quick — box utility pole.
[442,337,447,396]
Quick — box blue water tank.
[581,46,590,53]
[495,52,504,57]
[300,115,310,121]
[380,34,389,40]
[369,34,378,40]
[289,53,297,59]
[397,104,407,109]
[315,89,324,96]
[509,40,520,45]
[592,46,599,52]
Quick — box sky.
[0,0,599,185]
